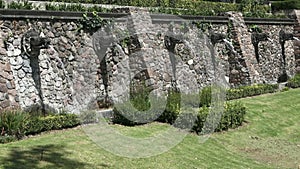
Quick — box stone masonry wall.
[293,10,300,73]
[0,9,298,112]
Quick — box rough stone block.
[0,84,8,93]
[0,100,10,108]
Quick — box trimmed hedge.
[181,101,246,134]
[112,83,279,133]
[45,3,113,12]
[0,110,80,143]
[113,98,246,134]
[226,84,279,100]
[198,84,279,104]
[24,113,80,135]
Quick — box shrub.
[0,109,80,143]
[25,113,80,135]
[192,101,246,133]
[199,86,212,107]
[157,88,181,124]
[112,97,166,126]
[226,84,278,100]
[281,87,290,92]
[0,135,17,144]
[271,0,300,12]
[0,110,29,139]
[287,74,300,88]
[7,0,33,10]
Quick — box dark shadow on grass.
[1,144,90,169]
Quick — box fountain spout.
[278,29,295,82]
[21,30,51,115]
[22,30,50,57]
[279,30,294,44]
[251,33,268,63]
[293,37,300,42]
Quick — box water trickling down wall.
[0,8,299,113]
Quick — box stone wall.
[0,9,298,113]
[293,10,300,73]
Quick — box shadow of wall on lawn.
[1,144,90,169]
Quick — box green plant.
[250,24,262,33]
[192,21,212,33]
[280,86,290,92]
[78,11,113,32]
[199,86,212,107]
[7,0,33,10]
[271,0,300,12]
[193,101,246,133]
[287,74,300,88]
[226,84,279,100]
[0,0,4,8]
[239,0,270,18]
[0,135,17,144]
[0,110,29,139]
[25,113,80,135]
[157,88,181,124]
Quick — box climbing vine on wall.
[78,11,114,32]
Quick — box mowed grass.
[0,89,299,169]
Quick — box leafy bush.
[0,135,17,144]
[271,0,300,12]
[157,88,181,124]
[199,86,212,107]
[112,83,277,127]
[0,109,80,143]
[287,74,300,88]
[7,0,34,10]
[226,84,279,100]
[112,97,166,126]
[238,0,270,18]
[193,101,246,133]
[45,3,112,12]
[0,110,29,139]
[25,113,80,135]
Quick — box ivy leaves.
[78,11,114,33]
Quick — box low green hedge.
[0,110,80,143]
[112,83,279,132]
[113,98,246,134]
[226,84,279,100]
[45,3,112,12]
[287,74,300,88]
[175,101,246,134]
[25,113,80,135]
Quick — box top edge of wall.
[0,9,296,25]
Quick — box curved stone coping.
[151,14,296,25]
[0,9,129,21]
[0,9,296,25]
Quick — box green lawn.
[0,89,299,169]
